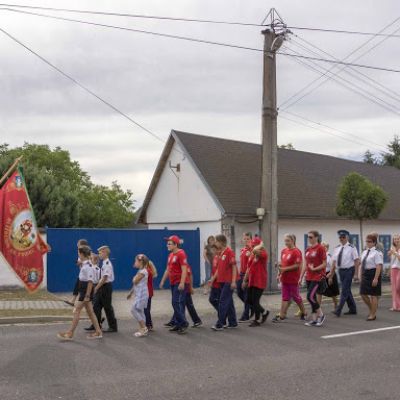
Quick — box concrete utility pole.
[260,9,288,291]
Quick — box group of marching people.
[57,227,400,341]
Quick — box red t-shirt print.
[280,247,302,285]
[167,249,188,285]
[248,249,268,289]
[305,244,327,282]
[216,247,238,283]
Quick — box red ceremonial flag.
[0,167,48,292]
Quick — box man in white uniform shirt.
[93,245,118,332]
[331,230,360,317]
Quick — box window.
[378,234,391,263]
[349,234,360,254]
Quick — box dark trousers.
[93,283,118,330]
[144,297,153,328]
[247,287,265,320]
[237,274,250,320]
[170,285,188,328]
[185,292,202,324]
[209,287,221,312]
[217,283,237,328]
[337,267,357,314]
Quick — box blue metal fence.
[46,228,200,293]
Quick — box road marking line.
[321,325,400,339]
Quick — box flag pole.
[0,156,23,187]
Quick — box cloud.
[0,0,399,207]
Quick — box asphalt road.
[1,296,399,400]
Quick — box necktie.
[362,249,371,271]
[337,246,344,267]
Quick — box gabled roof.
[138,130,400,222]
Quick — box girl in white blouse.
[388,234,400,311]
[359,234,383,321]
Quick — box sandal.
[57,332,73,341]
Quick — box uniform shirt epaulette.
[335,244,341,248]
[349,244,354,248]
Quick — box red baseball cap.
[165,235,181,245]
[251,237,262,247]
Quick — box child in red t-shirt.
[242,237,270,327]
[301,230,327,327]
[159,235,189,334]
[273,234,306,323]
[210,234,238,331]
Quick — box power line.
[0,7,266,53]
[279,113,385,151]
[280,44,400,116]
[0,26,165,144]
[280,17,400,110]
[287,25,400,39]
[3,7,400,75]
[0,3,265,27]
[294,34,400,104]
[2,3,400,39]
[282,110,388,151]
[284,39,400,115]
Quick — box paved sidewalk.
[1,282,392,318]
[0,300,70,310]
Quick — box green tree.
[381,135,400,168]
[336,172,388,243]
[0,143,136,228]
[78,182,136,228]
[363,150,379,165]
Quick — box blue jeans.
[337,267,357,314]
[237,274,250,320]
[216,283,237,328]
[170,285,188,328]
[209,287,221,312]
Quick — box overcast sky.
[0,0,399,206]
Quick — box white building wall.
[146,141,222,224]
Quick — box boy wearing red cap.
[210,234,238,331]
[159,235,189,334]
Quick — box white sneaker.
[134,328,149,337]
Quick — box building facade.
[139,130,400,282]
